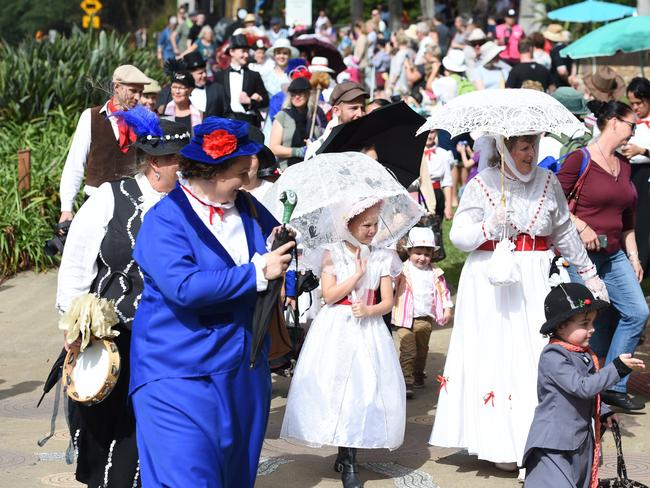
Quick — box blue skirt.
[132,359,271,488]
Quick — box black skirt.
[67,328,140,488]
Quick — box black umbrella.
[316,101,428,189]
[250,192,297,367]
[292,35,346,74]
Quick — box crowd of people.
[49,4,650,488]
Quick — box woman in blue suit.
[130,117,294,487]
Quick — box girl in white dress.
[429,134,608,474]
[281,198,405,488]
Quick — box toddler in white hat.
[392,227,453,399]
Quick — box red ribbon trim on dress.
[483,391,495,407]
[436,375,448,393]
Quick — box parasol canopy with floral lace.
[262,152,424,272]
[417,88,586,138]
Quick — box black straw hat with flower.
[540,283,609,335]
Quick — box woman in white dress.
[281,199,405,488]
[429,134,608,473]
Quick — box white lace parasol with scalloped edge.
[417,88,586,138]
[261,152,424,272]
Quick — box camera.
[44,221,71,256]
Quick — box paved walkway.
[1,271,649,487]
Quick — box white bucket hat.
[266,38,299,59]
[442,49,467,73]
[308,56,334,73]
[405,227,438,249]
[479,41,505,66]
[467,28,487,43]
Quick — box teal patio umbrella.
[548,0,636,23]
[560,16,650,58]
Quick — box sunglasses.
[617,117,636,133]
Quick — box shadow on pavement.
[0,380,43,401]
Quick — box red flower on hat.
[584,299,591,305]
[202,130,237,159]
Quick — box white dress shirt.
[189,87,207,112]
[228,63,246,114]
[410,266,436,318]
[56,173,165,313]
[425,147,454,187]
[629,116,650,164]
[59,101,120,212]
[179,180,268,292]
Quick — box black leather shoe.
[601,390,645,411]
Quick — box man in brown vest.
[59,65,152,222]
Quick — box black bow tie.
[230,67,244,74]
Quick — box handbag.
[598,421,649,488]
[487,237,521,286]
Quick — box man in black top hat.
[214,34,269,128]
[156,51,228,117]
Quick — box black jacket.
[213,66,270,116]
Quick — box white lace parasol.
[262,152,424,271]
[417,88,585,138]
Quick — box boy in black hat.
[522,283,645,488]
[214,34,269,128]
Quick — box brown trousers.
[396,317,433,387]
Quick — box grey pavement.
[1,271,649,487]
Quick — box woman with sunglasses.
[557,100,649,412]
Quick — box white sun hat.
[265,38,299,59]
[442,49,467,73]
[308,56,334,73]
[404,227,438,249]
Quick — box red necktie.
[107,99,137,154]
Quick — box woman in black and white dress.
[56,113,189,487]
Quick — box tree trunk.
[420,0,435,20]
[388,0,402,32]
[638,0,650,16]
[518,0,542,34]
[351,0,364,22]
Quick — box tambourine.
[63,338,121,406]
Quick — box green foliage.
[0,30,163,278]
[439,218,467,292]
[0,110,78,277]
[0,30,165,123]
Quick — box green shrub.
[0,30,165,123]
[0,30,166,278]
[0,109,78,277]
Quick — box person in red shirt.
[557,100,648,411]
[495,9,524,66]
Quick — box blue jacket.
[129,186,278,394]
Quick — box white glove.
[484,206,514,239]
[584,276,610,303]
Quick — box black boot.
[333,447,362,488]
